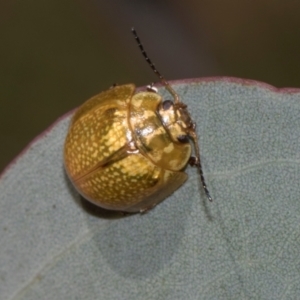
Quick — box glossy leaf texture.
[1,78,300,300]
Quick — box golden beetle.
[64,29,212,213]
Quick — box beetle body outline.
[64,28,213,213]
[64,84,193,212]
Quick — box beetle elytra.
[64,28,212,213]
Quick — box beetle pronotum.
[63,28,212,213]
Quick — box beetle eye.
[162,100,173,111]
[177,135,189,143]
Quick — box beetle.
[64,28,212,213]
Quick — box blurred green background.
[1,0,300,172]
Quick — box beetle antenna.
[131,27,180,104]
[190,132,213,202]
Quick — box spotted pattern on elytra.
[64,104,128,179]
[64,84,191,212]
[76,153,163,208]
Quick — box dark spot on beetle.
[162,100,173,111]
[104,108,117,117]
[188,156,198,166]
[177,135,189,143]
[110,83,118,88]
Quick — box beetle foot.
[109,83,118,89]
[139,204,157,214]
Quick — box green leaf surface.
[1,78,300,300]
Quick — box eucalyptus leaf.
[1,78,300,300]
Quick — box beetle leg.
[109,83,118,89]
[139,203,157,214]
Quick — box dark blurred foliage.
[1,0,300,172]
